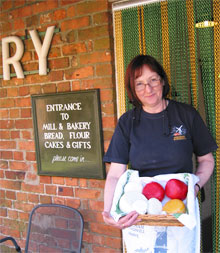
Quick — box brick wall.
[0,0,120,252]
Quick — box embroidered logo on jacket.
[171,125,187,140]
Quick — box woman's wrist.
[195,183,201,191]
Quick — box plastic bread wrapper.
[110,170,199,230]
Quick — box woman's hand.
[194,183,200,197]
[102,211,141,230]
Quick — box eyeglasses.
[135,76,161,92]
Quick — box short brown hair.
[125,55,170,107]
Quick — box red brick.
[78,178,87,187]
[53,196,65,205]
[40,195,52,204]
[71,81,81,90]
[2,78,24,87]
[6,190,16,200]
[65,198,80,209]
[1,227,20,238]
[0,98,15,108]
[7,87,18,97]
[19,86,29,96]
[14,202,34,212]
[51,34,63,46]
[90,223,121,237]
[65,177,78,186]
[76,1,108,15]
[19,211,29,221]
[10,161,29,171]
[1,21,13,33]
[0,120,14,129]
[57,81,70,92]
[0,180,21,190]
[2,0,13,10]
[89,179,105,189]
[49,57,69,69]
[103,130,114,141]
[0,189,5,198]
[0,170,4,178]
[21,51,32,62]
[45,185,57,195]
[65,66,94,80]
[24,74,48,85]
[17,192,27,202]
[61,16,90,31]
[0,88,7,97]
[83,231,105,245]
[11,130,20,139]
[39,12,53,24]
[61,0,79,6]
[14,0,25,7]
[18,141,35,151]
[48,47,61,58]
[1,151,13,159]
[21,108,31,118]
[42,83,57,94]
[100,89,115,101]
[26,172,38,182]
[0,160,9,169]
[11,5,32,18]
[62,42,87,55]
[53,9,66,20]
[39,175,51,184]
[23,62,38,72]
[8,209,18,219]
[96,63,113,76]
[101,102,115,115]
[75,188,101,199]
[65,30,76,43]
[28,193,39,203]
[102,116,117,128]
[0,130,10,139]
[104,236,122,252]
[78,25,109,41]
[5,171,25,180]
[0,109,8,118]
[15,97,31,107]
[52,176,65,185]
[49,70,64,82]
[10,109,20,118]
[14,151,24,160]
[14,18,25,30]
[0,207,7,217]
[21,183,44,193]
[58,186,73,197]
[34,0,58,13]
[89,200,104,211]
[21,130,32,139]
[0,140,16,149]
[79,51,111,65]
[15,119,33,129]
[94,37,111,51]
[1,198,12,208]
[67,5,76,17]
[29,85,41,95]
[94,12,110,25]
[24,39,34,51]
[26,152,36,161]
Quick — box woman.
[102,55,218,231]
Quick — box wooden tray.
[137,214,184,226]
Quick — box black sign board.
[31,89,105,179]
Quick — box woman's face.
[134,65,164,113]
